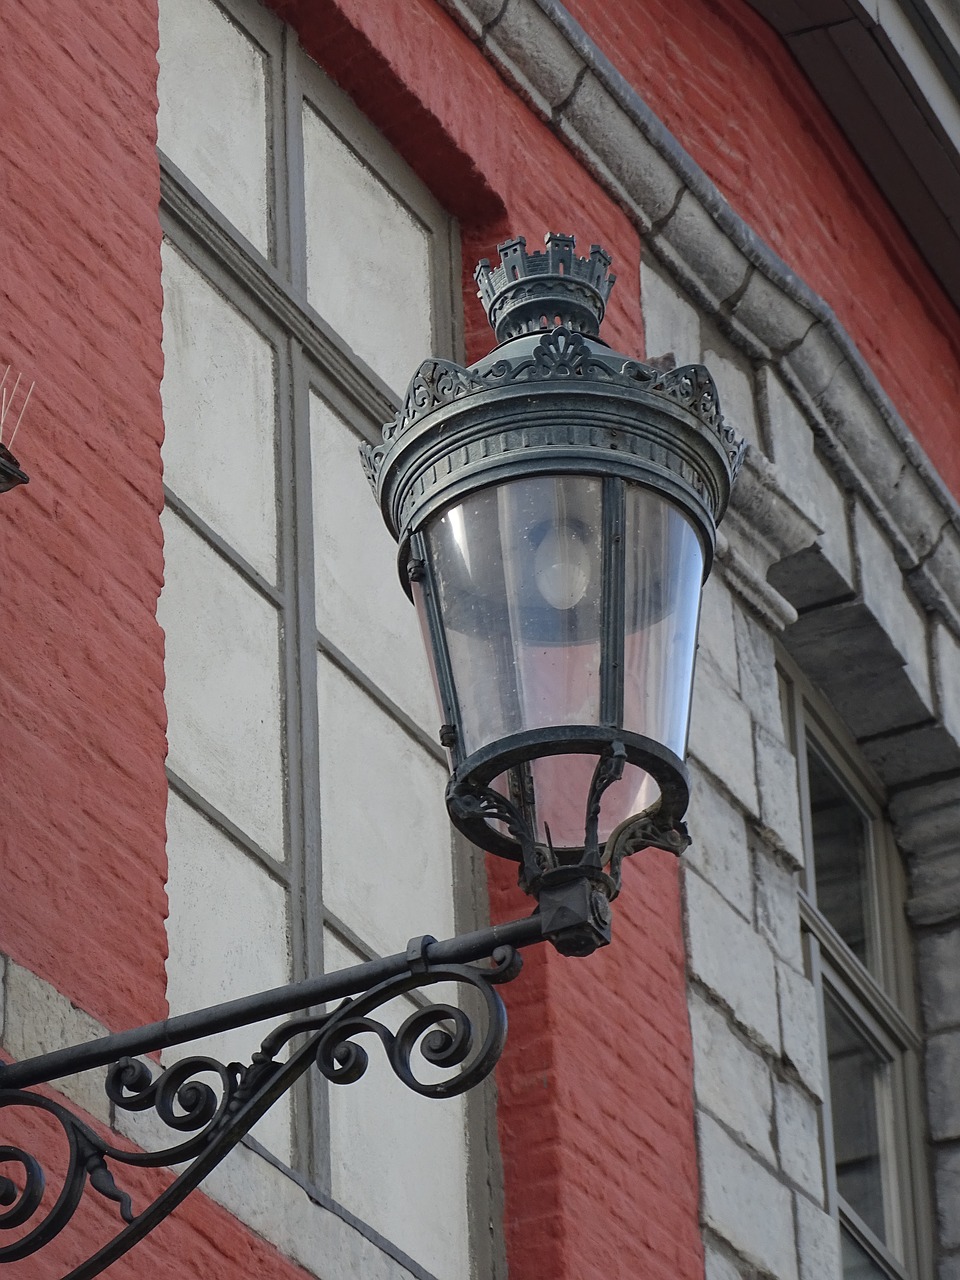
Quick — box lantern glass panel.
[622,484,704,758]
[421,475,603,758]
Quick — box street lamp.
[363,232,744,953]
[0,234,742,1277]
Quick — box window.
[779,659,931,1280]
[155,1,481,1275]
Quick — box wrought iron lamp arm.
[0,913,546,1278]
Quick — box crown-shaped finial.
[474,233,616,343]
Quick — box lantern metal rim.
[445,723,689,862]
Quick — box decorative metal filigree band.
[360,326,746,501]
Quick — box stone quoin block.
[698,574,740,686]
[754,847,803,968]
[776,959,825,1101]
[685,869,781,1053]
[640,258,703,366]
[925,1030,960,1142]
[754,724,804,867]
[698,1112,799,1280]
[685,761,753,917]
[3,963,111,1126]
[704,1243,745,1280]
[916,927,960,1033]
[734,606,785,738]
[688,988,775,1162]
[701,325,762,449]
[935,1144,960,1250]
[689,656,759,815]
[934,619,960,746]
[773,1078,824,1199]
[794,1193,842,1280]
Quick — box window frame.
[778,653,932,1280]
[155,2,503,1276]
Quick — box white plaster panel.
[158,0,270,253]
[324,933,470,1280]
[317,660,455,955]
[640,259,701,366]
[853,503,933,708]
[161,242,278,582]
[302,104,432,396]
[761,369,853,585]
[160,508,285,857]
[309,393,438,733]
[164,793,291,1161]
[702,324,761,448]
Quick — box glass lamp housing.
[362,233,743,899]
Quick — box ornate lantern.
[363,233,744,953]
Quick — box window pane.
[824,988,889,1243]
[808,747,871,966]
[840,1227,891,1280]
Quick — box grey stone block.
[686,869,780,1053]
[774,1079,824,1198]
[777,959,825,1101]
[689,988,775,1162]
[755,847,803,967]
[641,257,703,367]
[795,1194,841,1280]
[780,599,932,740]
[786,324,845,402]
[893,777,960,859]
[698,1112,799,1280]
[702,323,762,449]
[686,761,754,917]
[940,1252,960,1280]
[699,573,740,687]
[735,607,785,738]
[854,503,932,710]
[935,620,960,748]
[705,1242,747,1280]
[689,655,759,816]
[4,962,111,1125]
[917,928,960,1036]
[755,725,805,868]
[936,1143,960,1249]
[561,73,684,224]
[490,0,584,110]
[817,363,906,503]
[861,720,960,792]
[927,1031,960,1141]
[733,269,814,354]
[658,191,751,310]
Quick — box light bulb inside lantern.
[533,522,592,610]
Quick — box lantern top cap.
[475,233,616,343]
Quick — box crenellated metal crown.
[475,233,616,343]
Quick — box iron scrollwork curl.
[0,940,523,1278]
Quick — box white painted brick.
[854,503,933,710]
[761,369,853,587]
[774,1079,824,1198]
[777,960,825,1101]
[698,575,740,687]
[640,259,701,366]
[755,848,803,967]
[934,620,960,747]
[698,1111,799,1280]
[754,724,804,868]
[702,324,762,449]
[795,1194,841,1280]
[686,870,780,1053]
[3,963,111,1125]
[685,762,753,917]
[689,656,759,815]
[689,989,774,1162]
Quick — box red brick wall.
[0,0,169,1035]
